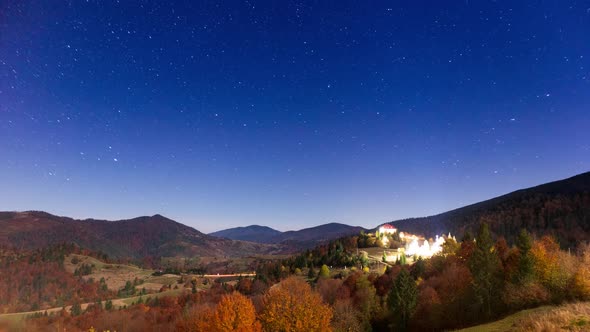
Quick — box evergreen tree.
[70,302,82,316]
[191,278,197,294]
[105,299,113,311]
[387,269,417,331]
[515,229,534,284]
[411,257,425,279]
[468,223,502,319]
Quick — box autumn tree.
[210,292,261,332]
[319,264,330,278]
[176,304,215,332]
[387,269,417,331]
[260,277,333,332]
[573,244,590,299]
[530,235,573,301]
[441,237,460,256]
[332,299,363,332]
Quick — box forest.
[3,222,590,331]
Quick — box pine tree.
[468,223,502,319]
[105,299,113,311]
[515,229,534,284]
[70,302,82,316]
[400,252,407,265]
[387,269,417,330]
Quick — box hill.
[390,171,590,246]
[210,222,366,248]
[456,302,590,332]
[273,222,366,244]
[0,211,280,259]
[209,225,282,243]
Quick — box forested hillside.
[0,212,280,260]
[391,172,590,247]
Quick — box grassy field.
[64,254,157,291]
[0,253,258,325]
[456,302,590,332]
[114,288,187,306]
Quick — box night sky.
[1,1,589,233]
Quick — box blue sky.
[1,1,589,232]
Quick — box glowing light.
[405,234,448,258]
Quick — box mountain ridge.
[0,211,280,259]
[389,171,590,245]
[2,171,589,257]
[209,222,367,245]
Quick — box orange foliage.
[211,292,261,332]
[175,304,215,332]
[260,277,333,332]
[176,292,261,332]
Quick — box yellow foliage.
[573,266,590,299]
[260,277,333,332]
[530,236,564,289]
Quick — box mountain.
[210,222,366,248]
[0,211,280,259]
[209,225,282,243]
[273,223,366,244]
[390,171,590,246]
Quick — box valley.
[1,172,590,331]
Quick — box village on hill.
[361,224,456,265]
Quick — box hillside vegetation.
[0,212,281,260]
[391,172,590,247]
[458,302,590,332]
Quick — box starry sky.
[1,1,589,233]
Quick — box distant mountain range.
[0,213,364,259]
[209,225,282,243]
[210,223,367,245]
[2,171,589,259]
[0,212,281,259]
[210,171,590,247]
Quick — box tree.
[70,302,82,316]
[573,245,590,299]
[387,269,417,331]
[210,292,261,332]
[410,257,425,280]
[399,252,407,265]
[468,223,502,319]
[514,229,534,284]
[260,277,333,332]
[176,304,215,332]
[530,235,572,300]
[104,299,113,311]
[332,300,363,332]
[319,264,330,278]
[441,237,460,256]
